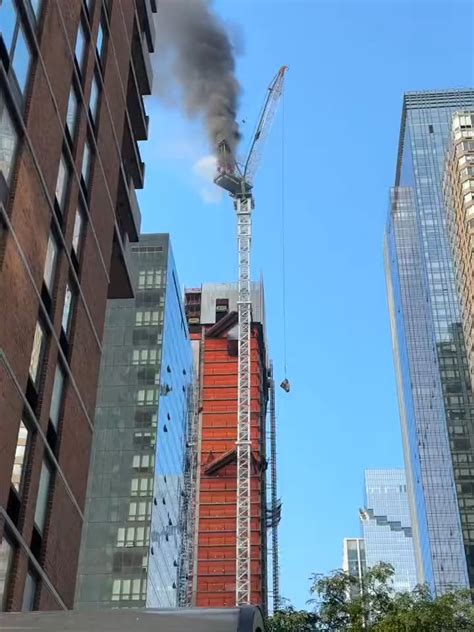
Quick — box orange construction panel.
[193,324,268,610]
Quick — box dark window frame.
[0,1,35,101]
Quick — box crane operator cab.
[214,140,252,198]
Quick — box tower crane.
[214,65,288,606]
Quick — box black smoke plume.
[154,0,241,168]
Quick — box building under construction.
[184,282,279,611]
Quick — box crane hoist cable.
[279,90,290,394]
[281,88,288,378]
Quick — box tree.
[266,607,319,632]
[266,563,474,632]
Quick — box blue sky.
[139,0,474,608]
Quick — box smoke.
[153,0,241,169]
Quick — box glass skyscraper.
[342,538,366,599]
[385,90,474,593]
[360,470,417,593]
[75,234,193,609]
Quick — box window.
[29,321,46,387]
[72,206,85,257]
[61,283,75,336]
[0,537,13,611]
[34,460,52,532]
[0,91,19,186]
[49,364,66,429]
[43,233,58,292]
[89,73,100,124]
[2,2,32,95]
[128,501,151,522]
[11,421,29,493]
[131,477,153,497]
[81,139,93,190]
[96,18,106,62]
[111,578,147,602]
[133,431,154,448]
[66,86,79,139]
[132,454,153,470]
[3,1,17,52]
[75,20,87,73]
[132,349,158,366]
[136,388,158,406]
[138,269,164,289]
[21,571,37,612]
[55,154,70,212]
[464,192,474,205]
[116,526,149,548]
[135,311,160,327]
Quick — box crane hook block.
[280,378,290,393]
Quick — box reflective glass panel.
[29,321,46,386]
[66,87,79,138]
[61,284,74,335]
[34,461,51,532]
[11,22,31,94]
[96,20,105,59]
[81,140,92,187]
[21,571,37,611]
[0,538,13,611]
[11,421,29,493]
[55,154,69,211]
[72,207,85,256]
[0,95,18,185]
[50,364,65,429]
[75,21,87,72]
[43,233,58,292]
[1,1,17,52]
[89,74,100,123]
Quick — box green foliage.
[266,563,474,632]
[266,607,319,632]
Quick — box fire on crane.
[214,65,288,606]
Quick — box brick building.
[0,0,156,611]
[184,283,269,610]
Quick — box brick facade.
[0,0,156,611]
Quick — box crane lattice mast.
[214,65,287,605]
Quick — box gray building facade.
[75,234,193,609]
[385,90,474,593]
[360,470,417,593]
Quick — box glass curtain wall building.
[360,470,417,593]
[385,90,474,593]
[342,538,366,599]
[75,234,193,609]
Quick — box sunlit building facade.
[385,90,474,593]
[444,112,474,388]
[342,538,366,599]
[360,470,417,593]
[75,234,193,609]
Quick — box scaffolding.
[267,362,281,612]
[177,377,199,606]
